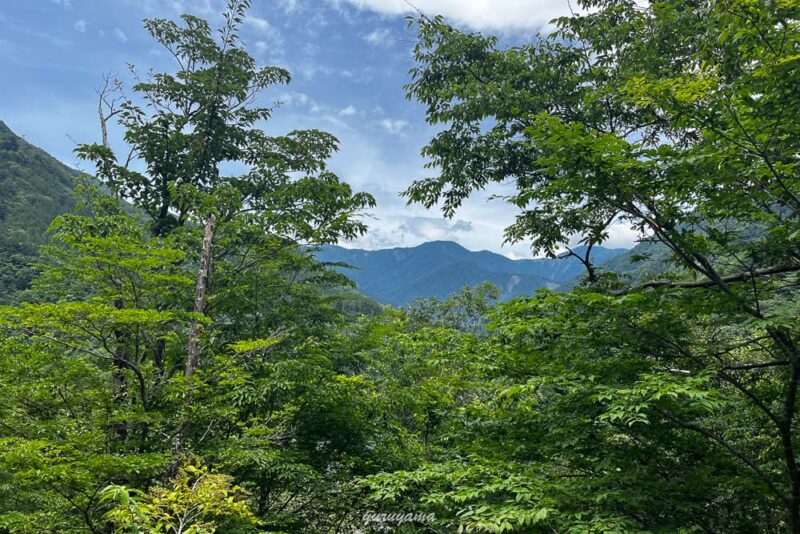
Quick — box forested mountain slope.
[317,241,625,305]
[0,121,79,301]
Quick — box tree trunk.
[186,214,216,377]
[112,296,129,445]
[154,338,165,378]
[783,359,800,533]
[172,214,216,460]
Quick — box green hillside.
[0,121,79,301]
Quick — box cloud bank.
[339,0,573,31]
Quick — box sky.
[0,0,638,258]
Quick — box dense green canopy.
[1,0,799,532]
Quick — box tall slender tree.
[75,0,374,410]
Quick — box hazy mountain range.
[316,241,626,305]
[0,120,662,306]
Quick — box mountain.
[0,120,629,307]
[592,240,673,284]
[316,241,626,305]
[0,121,80,301]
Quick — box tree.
[397,0,800,530]
[405,282,500,333]
[74,0,374,450]
[0,2,378,531]
[101,463,258,533]
[0,188,190,533]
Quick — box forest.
[1,0,799,532]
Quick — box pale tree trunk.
[95,73,121,199]
[186,214,216,377]
[173,214,216,459]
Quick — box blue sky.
[0,0,637,257]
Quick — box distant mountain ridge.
[316,241,627,305]
[0,120,634,307]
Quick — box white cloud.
[295,62,335,80]
[276,92,349,129]
[246,16,271,31]
[113,28,128,43]
[5,23,73,48]
[336,68,373,84]
[364,27,391,46]
[123,0,219,18]
[73,20,87,33]
[381,118,409,134]
[277,91,313,107]
[278,0,301,13]
[306,10,329,29]
[339,217,477,250]
[263,106,561,257]
[51,0,73,9]
[244,16,284,59]
[340,0,573,31]
[398,217,474,241]
[581,223,642,250]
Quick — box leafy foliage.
[0,2,378,532]
[380,0,800,531]
[101,463,258,533]
[2,0,800,533]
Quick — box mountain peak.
[419,240,468,249]
[316,241,626,305]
